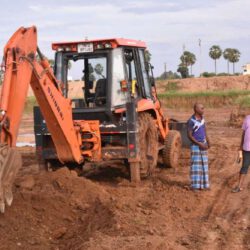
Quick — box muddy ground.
[0,107,249,250]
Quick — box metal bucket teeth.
[0,144,22,213]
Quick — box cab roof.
[52,38,146,51]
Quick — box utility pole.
[164,62,167,79]
[199,39,202,77]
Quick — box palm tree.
[180,51,196,76]
[228,49,241,74]
[189,53,196,76]
[177,63,189,78]
[209,45,222,74]
[223,48,232,74]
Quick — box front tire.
[162,130,181,168]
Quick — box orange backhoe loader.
[0,26,182,213]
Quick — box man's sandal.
[231,186,243,193]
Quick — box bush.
[165,81,180,91]
[156,71,181,80]
[235,95,250,107]
[177,65,189,78]
[217,72,229,76]
[202,72,216,77]
[202,72,242,77]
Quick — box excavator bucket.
[0,144,22,213]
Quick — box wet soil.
[0,108,249,250]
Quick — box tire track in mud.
[196,141,250,250]
[169,126,245,249]
[2,110,248,249]
[203,180,250,250]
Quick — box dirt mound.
[0,153,115,250]
[67,80,85,99]
[0,81,85,98]
[1,108,249,250]
[157,75,250,93]
[229,107,250,127]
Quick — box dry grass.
[158,90,250,108]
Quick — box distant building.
[242,63,250,75]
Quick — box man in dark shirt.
[187,103,210,191]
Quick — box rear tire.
[162,130,181,168]
[129,113,158,181]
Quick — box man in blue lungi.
[187,103,210,191]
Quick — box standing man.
[187,103,210,191]
[232,115,250,192]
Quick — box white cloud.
[0,0,249,75]
[28,5,42,12]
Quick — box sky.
[0,0,250,77]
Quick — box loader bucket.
[0,144,22,213]
[169,120,190,148]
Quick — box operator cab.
[35,38,157,164]
[52,38,153,121]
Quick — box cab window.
[124,49,139,98]
[139,49,151,98]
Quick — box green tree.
[177,63,189,78]
[158,71,180,80]
[209,45,222,74]
[189,53,196,76]
[94,63,105,78]
[180,51,196,76]
[228,48,241,74]
[223,48,232,74]
[145,50,151,63]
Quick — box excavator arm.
[0,26,84,212]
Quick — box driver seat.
[94,79,107,106]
